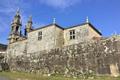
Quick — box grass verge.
[0,71,120,80]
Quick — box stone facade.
[64,23,101,45]
[7,11,102,55]
[7,40,27,56]
[7,22,101,55]
[27,24,64,53]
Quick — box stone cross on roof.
[53,18,56,24]
[86,16,89,23]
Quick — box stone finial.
[53,18,56,24]
[27,15,33,27]
[28,15,32,23]
[14,8,21,18]
[12,9,21,24]
[86,16,89,23]
[16,8,20,16]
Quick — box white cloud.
[39,0,81,9]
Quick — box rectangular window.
[69,30,75,40]
[38,31,42,40]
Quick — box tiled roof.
[31,24,64,32]
[29,23,102,35]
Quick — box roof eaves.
[88,23,102,35]
[29,24,53,33]
[54,24,64,30]
[64,23,87,30]
[29,23,64,33]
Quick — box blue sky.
[0,0,120,44]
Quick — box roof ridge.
[29,23,102,36]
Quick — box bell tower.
[9,10,22,43]
[25,16,33,36]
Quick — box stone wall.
[7,40,27,56]
[6,36,120,77]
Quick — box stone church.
[7,10,102,56]
[6,11,120,77]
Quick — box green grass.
[0,71,120,80]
